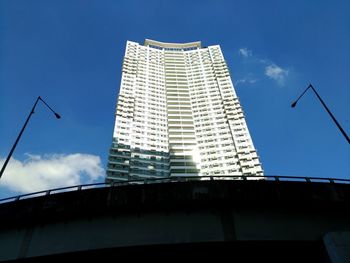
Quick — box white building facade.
[106,39,263,182]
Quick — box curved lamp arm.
[291,84,350,144]
[0,96,61,178]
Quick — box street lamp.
[0,96,61,178]
[291,84,350,144]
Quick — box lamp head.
[291,101,297,108]
[54,113,61,119]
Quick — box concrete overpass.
[0,176,349,262]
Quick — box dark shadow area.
[0,179,348,262]
[6,240,330,263]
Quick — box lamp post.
[0,96,61,178]
[291,84,350,144]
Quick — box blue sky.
[0,0,349,198]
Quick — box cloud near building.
[265,64,289,86]
[238,48,252,57]
[235,75,258,86]
[0,153,105,194]
[237,48,289,87]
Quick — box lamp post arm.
[310,85,350,144]
[0,96,41,178]
[38,97,61,119]
[293,84,312,105]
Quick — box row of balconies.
[236,147,254,155]
[129,161,170,170]
[116,105,134,113]
[131,154,169,162]
[109,144,131,153]
[132,106,167,114]
[122,61,137,68]
[167,104,192,109]
[167,102,191,107]
[192,107,224,116]
[116,113,133,119]
[167,111,192,116]
[134,97,167,104]
[135,79,166,85]
[191,101,221,108]
[167,94,190,98]
[130,137,168,146]
[241,163,263,172]
[131,123,167,130]
[168,135,196,142]
[168,124,193,130]
[164,69,187,73]
[116,98,134,104]
[165,78,188,83]
[134,89,167,95]
[200,164,241,173]
[164,57,185,61]
[169,142,197,148]
[227,114,245,121]
[169,162,198,169]
[198,142,236,151]
[168,130,195,136]
[194,125,228,135]
[134,102,167,109]
[168,117,193,122]
[131,145,168,153]
[165,75,188,79]
[197,134,233,144]
[226,108,244,115]
[133,97,166,104]
[132,125,167,133]
[225,104,242,111]
[197,141,234,150]
[193,118,226,127]
[133,115,168,122]
[167,114,193,119]
[164,64,187,68]
[122,69,137,75]
[238,155,260,163]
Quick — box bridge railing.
[0,175,349,205]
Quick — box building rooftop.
[144,39,201,50]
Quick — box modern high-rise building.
[106,39,263,182]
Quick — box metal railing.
[0,175,349,205]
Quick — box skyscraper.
[106,39,263,182]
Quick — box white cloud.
[265,64,289,86]
[0,153,105,193]
[237,49,290,86]
[239,48,252,57]
[235,76,258,85]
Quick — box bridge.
[0,176,349,262]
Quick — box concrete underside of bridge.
[0,179,349,262]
